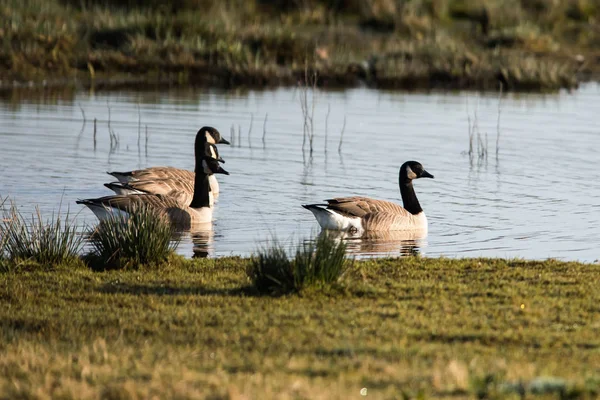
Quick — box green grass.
[247,232,349,295]
[0,200,83,269]
[2,0,598,92]
[84,205,178,270]
[0,256,599,398]
[0,197,7,270]
[293,231,349,287]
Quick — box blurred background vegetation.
[1,0,599,90]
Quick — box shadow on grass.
[97,282,260,297]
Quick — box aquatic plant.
[299,67,317,154]
[247,232,349,295]
[85,205,178,270]
[0,200,83,266]
[466,87,503,163]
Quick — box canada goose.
[106,126,229,195]
[302,161,433,232]
[104,144,221,205]
[78,157,228,228]
[78,135,230,228]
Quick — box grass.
[0,199,83,269]
[0,256,599,398]
[0,197,7,270]
[2,0,599,92]
[247,232,349,295]
[84,205,178,270]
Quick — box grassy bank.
[2,0,599,92]
[1,256,599,398]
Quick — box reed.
[324,103,330,153]
[248,112,254,148]
[496,83,503,158]
[466,98,488,163]
[262,112,268,145]
[466,87,503,163]
[0,200,83,266]
[338,115,346,154]
[299,67,317,154]
[247,232,349,295]
[85,205,177,270]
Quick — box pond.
[1,84,599,261]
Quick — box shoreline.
[1,70,597,99]
[4,0,600,94]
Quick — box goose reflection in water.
[189,223,214,258]
[321,229,427,257]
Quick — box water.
[1,84,599,261]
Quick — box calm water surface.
[1,84,599,261]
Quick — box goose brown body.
[303,161,433,232]
[105,176,197,206]
[109,167,194,183]
[77,192,210,229]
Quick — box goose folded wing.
[133,167,194,182]
[325,197,408,218]
[362,209,414,231]
[96,194,180,213]
[125,179,194,206]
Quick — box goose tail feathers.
[106,171,134,183]
[104,182,145,196]
[301,203,327,210]
[302,204,362,232]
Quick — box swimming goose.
[302,161,433,232]
[78,157,228,228]
[107,126,229,195]
[104,144,221,205]
[78,141,230,228]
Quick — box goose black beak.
[421,170,434,179]
[219,138,231,145]
[215,165,230,175]
[218,157,225,163]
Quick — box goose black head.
[400,161,434,183]
[202,157,229,175]
[198,126,230,145]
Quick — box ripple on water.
[1,84,600,261]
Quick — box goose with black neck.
[302,161,434,233]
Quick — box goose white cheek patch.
[205,132,216,144]
[406,165,417,180]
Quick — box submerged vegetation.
[0,256,599,398]
[2,0,599,92]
